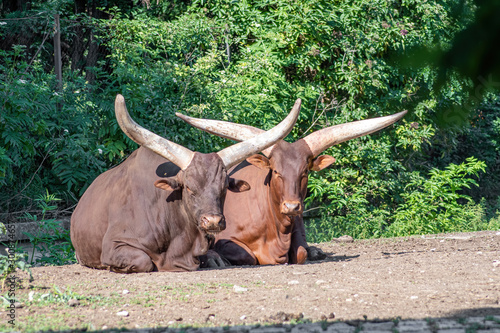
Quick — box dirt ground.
[4,230,500,332]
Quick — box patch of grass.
[466,323,483,333]
[214,283,233,289]
[4,285,103,309]
[12,284,126,311]
[486,316,500,324]
[290,317,312,325]
[0,223,33,287]
[129,295,158,307]
[425,318,438,332]
[6,312,92,333]
[159,282,233,303]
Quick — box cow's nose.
[200,214,226,232]
[281,201,303,216]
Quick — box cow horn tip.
[176,112,189,120]
[114,95,127,115]
[397,110,408,119]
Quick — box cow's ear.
[246,154,270,170]
[228,178,251,193]
[310,155,336,172]
[154,178,181,191]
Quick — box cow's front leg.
[214,239,258,265]
[288,244,308,264]
[289,217,325,263]
[101,240,155,273]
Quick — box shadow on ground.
[35,312,500,333]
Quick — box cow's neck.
[143,153,207,271]
[267,182,294,235]
[258,191,293,265]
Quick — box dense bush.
[0,46,111,214]
[1,0,499,245]
[24,191,75,266]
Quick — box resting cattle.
[177,109,407,266]
[70,94,300,273]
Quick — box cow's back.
[70,168,116,267]
[70,148,171,268]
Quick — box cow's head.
[176,107,407,220]
[154,153,250,233]
[114,94,299,233]
[245,140,336,218]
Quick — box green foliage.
[0,223,32,286]
[307,157,495,242]
[430,94,500,202]
[404,0,500,125]
[27,286,92,306]
[305,136,406,241]
[188,0,496,242]
[1,0,499,247]
[23,191,76,266]
[0,44,121,213]
[385,157,487,236]
[101,9,227,151]
[0,251,31,288]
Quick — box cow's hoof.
[206,256,230,269]
[199,250,231,269]
[307,246,326,261]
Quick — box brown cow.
[70,95,300,273]
[177,110,407,266]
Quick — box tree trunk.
[85,30,99,83]
[84,1,103,84]
[70,0,87,72]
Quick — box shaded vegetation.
[1,0,500,244]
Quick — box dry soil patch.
[3,230,500,332]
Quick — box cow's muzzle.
[199,214,226,233]
[280,201,303,216]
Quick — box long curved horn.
[115,94,195,170]
[302,110,407,157]
[177,109,407,159]
[176,103,292,157]
[215,99,301,169]
[175,115,264,142]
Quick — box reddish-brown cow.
[177,110,407,266]
[70,95,300,273]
